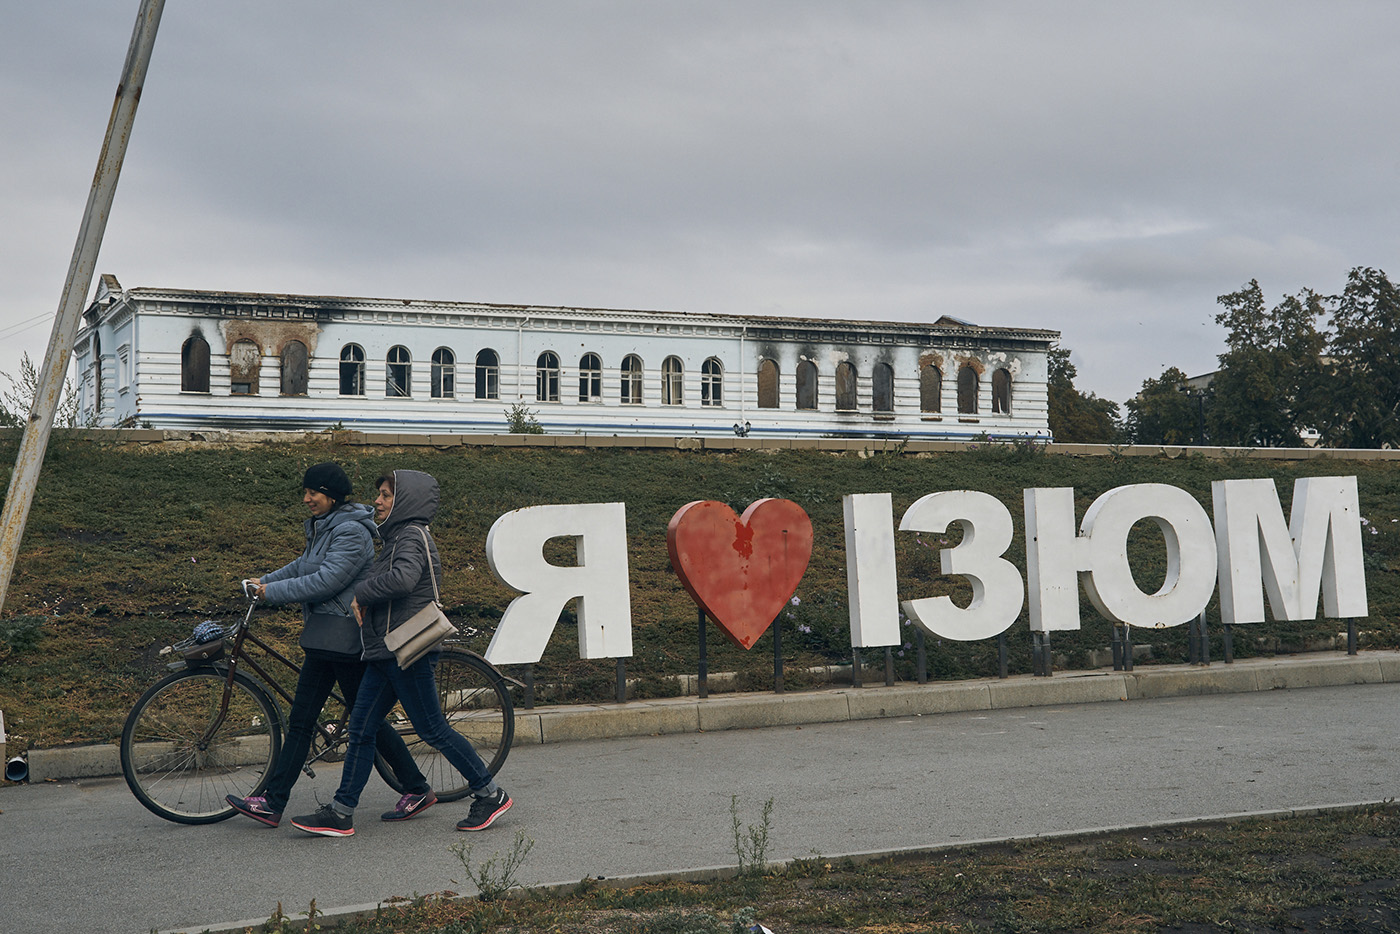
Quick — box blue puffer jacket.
[261,502,379,620]
[355,470,442,663]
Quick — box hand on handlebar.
[242,578,266,601]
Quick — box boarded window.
[340,344,365,396]
[536,351,560,402]
[432,347,455,399]
[579,353,602,402]
[280,340,308,396]
[796,360,818,410]
[475,349,499,400]
[872,362,894,413]
[919,365,941,413]
[835,361,857,411]
[992,368,1011,414]
[182,335,210,393]
[229,339,261,395]
[757,359,779,409]
[386,345,411,397]
[957,365,978,414]
[701,357,723,406]
[661,356,684,405]
[620,355,643,404]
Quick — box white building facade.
[73,276,1059,440]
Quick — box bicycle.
[120,583,515,824]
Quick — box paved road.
[4,682,1399,934]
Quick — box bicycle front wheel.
[375,649,513,802]
[121,667,282,824]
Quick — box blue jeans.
[262,651,430,812]
[334,653,493,812]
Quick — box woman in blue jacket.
[226,463,434,827]
[290,469,511,837]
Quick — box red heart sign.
[667,499,814,649]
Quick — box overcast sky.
[3,2,1397,404]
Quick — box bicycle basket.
[179,620,230,663]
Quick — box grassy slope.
[1,438,1397,751]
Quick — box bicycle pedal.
[302,766,316,779]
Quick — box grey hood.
[379,469,439,535]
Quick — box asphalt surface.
[4,681,1399,934]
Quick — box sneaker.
[226,794,281,827]
[290,803,354,837]
[456,788,512,831]
[381,791,437,822]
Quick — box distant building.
[73,275,1058,440]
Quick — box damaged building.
[73,275,1058,440]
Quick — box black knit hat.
[303,462,353,503]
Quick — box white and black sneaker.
[456,788,511,831]
[290,803,354,837]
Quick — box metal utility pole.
[0,0,165,615]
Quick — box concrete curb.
[24,650,1400,782]
[156,798,1399,934]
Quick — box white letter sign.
[898,490,1024,641]
[842,493,901,647]
[483,502,633,665]
[1080,484,1217,627]
[1213,476,1368,623]
[1024,487,1092,632]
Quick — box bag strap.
[416,525,442,605]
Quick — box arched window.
[280,340,308,396]
[661,356,684,405]
[579,353,602,402]
[536,351,560,402]
[920,365,942,413]
[796,360,818,410]
[386,345,411,397]
[475,349,499,400]
[620,355,643,404]
[181,335,210,393]
[431,347,456,399]
[757,359,779,409]
[339,344,365,396]
[93,333,103,413]
[957,365,979,414]
[229,339,261,395]
[872,362,894,413]
[701,357,723,406]
[992,368,1011,414]
[835,361,857,411]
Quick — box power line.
[0,312,55,341]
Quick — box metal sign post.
[0,0,165,615]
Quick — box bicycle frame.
[192,593,352,775]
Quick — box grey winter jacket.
[355,470,443,663]
[261,502,379,621]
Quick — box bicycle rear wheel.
[121,667,282,824]
[373,648,513,802]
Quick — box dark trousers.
[261,651,430,812]
[334,653,492,811]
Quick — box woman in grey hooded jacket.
[226,463,431,827]
[291,469,511,837]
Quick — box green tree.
[1046,345,1120,443]
[1207,280,1325,447]
[1316,267,1400,448]
[0,352,82,429]
[1123,367,1201,445]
